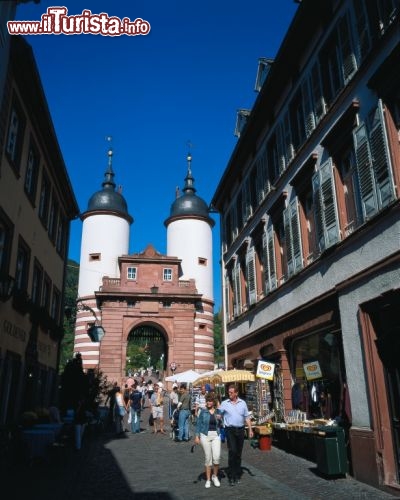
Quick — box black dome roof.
[87,184,128,214]
[82,157,132,223]
[165,157,214,226]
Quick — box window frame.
[127,266,137,280]
[163,268,173,281]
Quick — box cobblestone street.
[3,407,399,500]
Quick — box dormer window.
[163,268,172,281]
[254,58,274,92]
[127,267,137,280]
[234,109,251,138]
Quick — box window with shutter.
[246,246,257,305]
[310,63,326,123]
[224,274,230,321]
[256,151,268,203]
[352,0,371,62]
[312,159,340,252]
[283,198,303,278]
[368,100,395,209]
[302,79,316,138]
[242,177,252,221]
[353,123,377,220]
[232,262,242,317]
[337,14,357,83]
[262,224,277,293]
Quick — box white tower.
[77,147,133,298]
[165,153,215,371]
[74,147,133,368]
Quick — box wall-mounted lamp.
[87,325,106,342]
[150,284,159,294]
[77,300,105,343]
[0,274,15,302]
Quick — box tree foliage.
[214,310,224,366]
[60,259,79,372]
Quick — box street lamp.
[76,301,106,343]
[87,325,106,342]
[0,274,15,302]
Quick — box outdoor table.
[22,428,56,460]
[33,423,63,438]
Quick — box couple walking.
[194,384,253,488]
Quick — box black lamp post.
[0,274,15,302]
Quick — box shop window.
[290,331,345,421]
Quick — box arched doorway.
[126,324,167,377]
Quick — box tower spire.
[183,141,196,194]
[103,135,116,189]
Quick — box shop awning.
[193,369,255,386]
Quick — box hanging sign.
[256,360,275,380]
[303,360,322,381]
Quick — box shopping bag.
[127,410,132,424]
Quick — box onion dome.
[82,147,133,223]
[165,153,214,226]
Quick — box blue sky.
[15,1,298,311]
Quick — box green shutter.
[353,123,378,219]
[369,100,395,209]
[313,159,340,252]
[246,246,257,305]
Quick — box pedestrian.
[129,383,143,433]
[114,386,126,435]
[194,392,222,488]
[123,384,132,431]
[194,385,208,418]
[74,398,88,450]
[176,383,191,442]
[170,383,179,415]
[150,382,165,434]
[105,381,118,430]
[159,382,170,432]
[146,380,154,404]
[219,384,253,485]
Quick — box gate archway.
[126,324,167,376]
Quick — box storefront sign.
[256,360,275,380]
[303,360,322,380]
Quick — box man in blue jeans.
[219,384,253,485]
[130,383,143,433]
[176,383,191,441]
